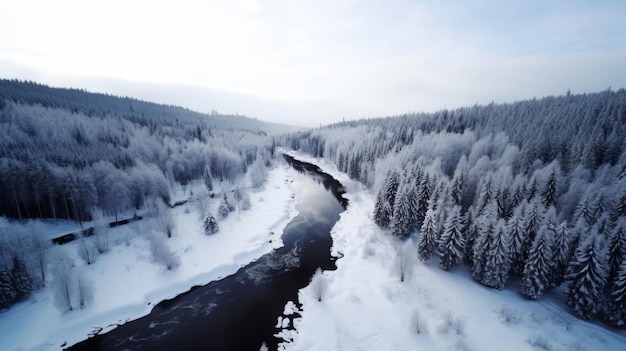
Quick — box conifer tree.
[373,187,392,228]
[566,231,608,320]
[418,208,439,262]
[608,219,626,283]
[204,216,219,234]
[472,201,498,282]
[392,181,418,237]
[508,202,528,275]
[482,219,510,289]
[203,165,213,192]
[415,173,431,227]
[552,220,572,286]
[540,168,559,208]
[438,206,465,271]
[605,259,626,326]
[521,209,556,298]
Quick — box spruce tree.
[552,220,572,286]
[373,187,392,228]
[605,259,626,326]
[392,181,418,237]
[472,201,498,282]
[566,231,608,320]
[521,210,556,299]
[418,208,439,262]
[203,165,213,192]
[508,202,528,275]
[608,219,626,283]
[540,169,558,208]
[204,216,219,234]
[416,173,431,227]
[482,219,511,289]
[438,206,465,271]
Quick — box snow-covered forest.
[0,79,288,311]
[279,88,626,326]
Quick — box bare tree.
[147,233,180,270]
[394,239,415,282]
[92,208,109,254]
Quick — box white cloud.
[1,0,625,125]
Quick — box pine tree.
[573,194,599,227]
[472,201,498,282]
[204,216,219,234]
[508,203,528,275]
[438,206,465,271]
[392,181,418,237]
[203,165,213,192]
[482,219,511,289]
[418,208,439,262]
[521,199,543,262]
[415,173,431,227]
[10,255,32,300]
[521,210,556,299]
[608,219,626,283]
[540,169,558,208]
[373,187,392,228]
[566,231,608,320]
[605,259,626,326]
[552,220,572,286]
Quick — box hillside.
[279,89,626,327]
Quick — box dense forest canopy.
[279,88,626,325]
[0,79,287,221]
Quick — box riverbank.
[0,164,298,351]
[279,150,626,351]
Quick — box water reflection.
[67,155,347,351]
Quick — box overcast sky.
[2,0,625,126]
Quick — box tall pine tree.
[438,206,465,271]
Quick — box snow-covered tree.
[392,181,418,237]
[204,165,213,192]
[147,233,180,271]
[552,220,572,286]
[521,208,556,299]
[566,231,608,320]
[438,206,465,271]
[249,157,268,189]
[204,216,219,234]
[507,202,528,275]
[418,208,439,262]
[92,208,109,254]
[482,219,510,289]
[608,219,626,283]
[217,194,235,220]
[605,259,626,326]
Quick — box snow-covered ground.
[0,164,298,351]
[278,151,626,351]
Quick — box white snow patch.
[0,164,298,351]
[279,150,626,351]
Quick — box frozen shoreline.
[0,164,298,351]
[278,150,626,351]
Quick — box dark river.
[67,155,347,351]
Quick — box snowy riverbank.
[0,164,298,351]
[278,151,626,351]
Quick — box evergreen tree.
[573,194,599,227]
[204,216,219,234]
[608,219,626,283]
[521,199,543,262]
[605,259,626,326]
[217,194,235,220]
[566,231,608,320]
[540,168,559,208]
[508,203,528,275]
[418,208,439,262]
[438,206,465,271]
[482,219,511,289]
[204,165,213,192]
[415,173,431,227]
[10,255,32,300]
[521,209,556,298]
[552,220,572,286]
[373,186,392,228]
[392,181,418,237]
[472,201,498,282]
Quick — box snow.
[0,164,298,351]
[278,150,626,351]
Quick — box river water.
[67,155,347,351]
